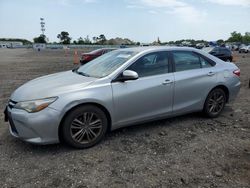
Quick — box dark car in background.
[80,48,117,64]
[203,47,233,62]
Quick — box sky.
[0,0,250,43]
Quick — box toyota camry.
[4,47,240,148]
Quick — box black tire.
[61,105,108,149]
[203,88,226,118]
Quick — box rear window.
[220,49,231,55]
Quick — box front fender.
[50,84,114,125]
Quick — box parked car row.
[227,43,250,52]
[239,45,250,53]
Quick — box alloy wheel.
[207,90,225,115]
[70,112,102,144]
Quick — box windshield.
[77,50,138,78]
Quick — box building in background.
[0,41,23,48]
[33,43,46,51]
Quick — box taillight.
[233,69,240,77]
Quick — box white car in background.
[239,45,250,53]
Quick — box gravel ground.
[0,48,249,188]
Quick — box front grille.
[8,100,17,109]
[7,100,19,135]
[8,113,18,135]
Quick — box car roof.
[116,46,225,65]
[118,46,197,53]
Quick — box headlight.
[14,97,58,113]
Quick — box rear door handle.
[207,72,215,76]
[162,80,173,85]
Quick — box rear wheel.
[204,88,226,118]
[61,105,108,149]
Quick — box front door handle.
[207,72,215,76]
[162,80,173,85]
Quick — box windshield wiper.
[75,70,91,77]
[72,67,79,72]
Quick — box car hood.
[11,71,97,102]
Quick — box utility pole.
[40,18,45,36]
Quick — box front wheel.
[61,105,108,149]
[203,88,226,118]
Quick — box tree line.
[34,32,111,45]
[32,31,250,45]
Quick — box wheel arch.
[58,102,112,143]
[207,85,230,103]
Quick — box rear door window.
[172,51,201,72]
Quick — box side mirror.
[115,70,139,82]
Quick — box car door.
[171,51,218,114]
[111,51,174,127]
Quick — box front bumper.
[5,105,61,145]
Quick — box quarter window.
[200,56,212,68]
[127,52,169,77]
[173,51,201,72]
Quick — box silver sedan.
[4,47,241,148]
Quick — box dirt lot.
[0,48,249,188]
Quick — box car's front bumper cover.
[5,105,61,145]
